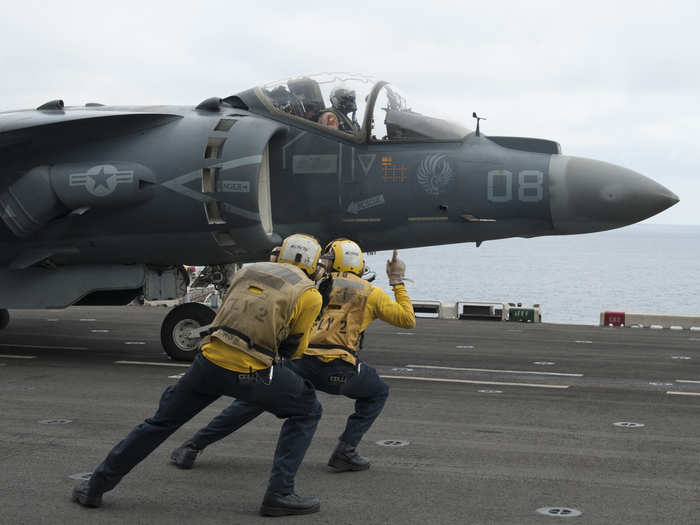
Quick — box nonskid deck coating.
[1,306,699,524]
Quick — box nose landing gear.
[160,303,216,361]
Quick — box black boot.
[260,492,321,516]
[71,479,103,508]
[328,441,370,472]
[170,441,201,469]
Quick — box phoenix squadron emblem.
[417,154,453,195]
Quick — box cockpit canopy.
[255,72,471,142]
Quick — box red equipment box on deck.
[603,311,626,326]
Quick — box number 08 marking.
[518,170,543,202]
[487,170,512,202]
[487,170,543,203]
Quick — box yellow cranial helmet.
[277,234,322,277]
[327,238,364,275]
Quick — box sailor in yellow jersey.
[170,240,415,472]
[72,234,326,517]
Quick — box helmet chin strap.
[269,246,281,263]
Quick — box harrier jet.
[0,73,678,359]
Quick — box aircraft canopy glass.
[258,73,471,142]
[371,84,470,142]
[260,73,375,136]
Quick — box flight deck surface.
[1,306,699,524]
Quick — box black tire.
[160,303,216,361]
[0,309,9,330]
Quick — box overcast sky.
[1,0,698,224]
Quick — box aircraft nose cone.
[549,155,679,234]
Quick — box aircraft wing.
[0,106,182,175]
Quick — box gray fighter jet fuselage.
[0,73,678,357]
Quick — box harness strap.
[206,326,276,358]
[307,343,358,358]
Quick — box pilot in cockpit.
[318,87,361,134]
[284,77,325,122]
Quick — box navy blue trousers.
[188,355,389,451]
[89,354,321,495]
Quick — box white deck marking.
[0,343,87,350]
[574,340,593,344]
[46,319,59,322]
[667,391,700,397]
[115,360,190,368]
[91,329,110,333]
[396,332,415,335]
[79,319,97,322]
[404,364,583,377]
[0,354,37,359]
[380,375,569,389]
[675,380,700,384]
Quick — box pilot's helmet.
[276,234,322,278]
[324,238,365,276]
[330,87,357,114]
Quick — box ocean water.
[363,224,700,325]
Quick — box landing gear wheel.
[0,309,9,330]
[161,303,215,361]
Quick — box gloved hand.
[386,249,406,286]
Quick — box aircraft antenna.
[472,112,486,137]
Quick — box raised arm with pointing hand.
[386,249,406,286]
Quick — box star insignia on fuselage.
[68,164,135,197]
[88,166,114,192]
